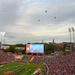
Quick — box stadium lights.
[72,27,75,44]
[72,27,75,52]
[68,28,71,43]
[68,27,75,52]
[3,32,6,45]
[0,31,6,45]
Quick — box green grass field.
[0,62,43,75]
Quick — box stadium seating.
[32,53,75,75]
[0,50,14,64]
[0,50,75,75]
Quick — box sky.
[0,0,75,44]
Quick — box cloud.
[0,0,75,44]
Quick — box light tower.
[68,28,71,43]
[2,32,6,45]
[68,27,75,52]
[72,27,75,43]
[72,27,75,51]
[0,31,6,49]
[68,28,72,52]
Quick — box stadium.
[0,43,75,75]
[0,44,46,75]
[0,0,75,75]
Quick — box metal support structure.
[69,27,75,52]
[69,28,72,52]
[72,27,75,52]
[0,31,6,49]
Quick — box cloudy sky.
[0,0,75,44]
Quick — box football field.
[0,62,43,75]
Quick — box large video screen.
[26,44,44,53]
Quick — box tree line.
[3,43,55,54]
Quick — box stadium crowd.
[32,53,75,75]
[0,50,14,64]
[0,49,75,75]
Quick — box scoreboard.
[26,44,44,53]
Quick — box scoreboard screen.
[26,44,44,53]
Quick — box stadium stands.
[0,50,14,64]
[0,50,75,75]
[32,53,75,75]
